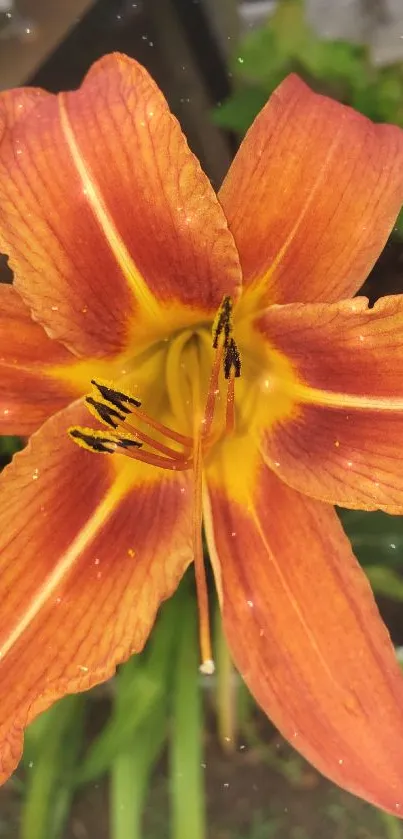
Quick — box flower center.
[69,296,240,470]
[69,297,241,674]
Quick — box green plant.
[215,0,403,234]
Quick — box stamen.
[69,428,141,454]
[86,396,126,429]
[225,377,236,434]
[130,408,193,449]
[70,429,116,453]
[202,344,223,441]
[204,301,241,443]
[120,419,190,460]
[70,295,244,677]
[212,295,233,349]
[121,448,192,471]
[91,379,193,448]
[91,380,141,412]
[224,337,241,380]
[87,394,189,461]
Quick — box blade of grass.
[77,662,161,784]
[21,695,84,839]
[110,702,167,839]
[51,698,86,838]
[78,594,179,784]
[170,596,206,839]
[110,589,185,839]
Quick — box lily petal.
[204,457,403,815]
[219,74,403,308]
[0,284,82,434]
[255,295,403,512]
[0,53,241,358]
[0,401,192,783]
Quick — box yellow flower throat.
[70,296,242,674]
[70,296,241,468]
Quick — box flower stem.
[170,597,206,839]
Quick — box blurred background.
[2,1,403,837]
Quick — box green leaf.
[21,695,85,839]
[0,435,23,460]
[341,509,403,572]
[110,697,168,839]
[231,24,285,86]
[170,596,206,839]
[365,566,403,602]
[77,591,179,784]
[213,87,268,133]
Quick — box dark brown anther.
[213,296,233,349]
[69,427,142,454]
[91,380,141,412]
[116,438,142,449]
[69,429,117,454]
[86,396,126,428]
[224,338,241,380]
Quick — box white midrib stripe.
[58,94,161,321]
[293,383,403,412]
[0,484,120,662]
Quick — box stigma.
[69,296,241,676]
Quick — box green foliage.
[341,509,403,601]
[21,695,85,839]
[215,0,403,234]
[341,510,403,567]
[0,435,22,463]
[170,594,206,839]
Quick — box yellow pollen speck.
[335,440,340,447]
[127,548,135,557]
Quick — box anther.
[212,296,233,349]
[91,380,141,412]
[224,338,241,380]
[91,379,193,449]
[69,429,116,453]
[69,428,142,454]
[117,438,143,449]
[85,396,126,429]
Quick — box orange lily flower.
[1,52,403,814]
